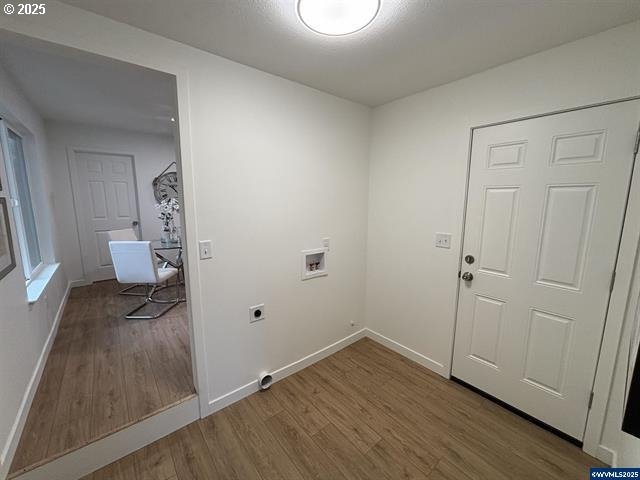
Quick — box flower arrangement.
[157,198,180,243]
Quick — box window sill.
[27,263,60,304]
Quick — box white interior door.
[452,101,640,440]
[72,150,140,282]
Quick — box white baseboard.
[68,279,91,289]
[270,328,368,382]
[205,327,450,416]
[364,328,448,377]
[596,445,617,467]
[362,330,622,465]
[12,396,199,480]
[206,328,367,415]
[0,280,71,480]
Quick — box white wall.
[0,62,67,479]
[188,64,370,405]
[366,19,640,458]
[0,1,371,420]
[45,120,178,282]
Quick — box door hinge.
[610,270,616,293]
[458,270,462,278]
[634,122,640,159]
[588,391,595,409]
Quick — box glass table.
[150,239,185,296]
[151,239,182,268]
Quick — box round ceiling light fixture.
[297,0,380,36]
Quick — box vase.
[169,224,179,243]
[161,228,171,244]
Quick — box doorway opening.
[0,32,196,477]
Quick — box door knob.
[132,220,139,226]
[461,272,474,282]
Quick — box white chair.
[109,240,180,319]
[108,228,147,296]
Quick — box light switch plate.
[199,240,212,259]
[435,232,452,249]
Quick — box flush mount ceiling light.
[297,0,380,36]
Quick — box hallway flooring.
[9,280,194,477]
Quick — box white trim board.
[582,101,640,459]
[365,328,448,377]
[206,328,367,415]
[0,279,71,480]
[363,329,617,465]
[68,279,92,289]
[597,445,618,467]
[206,327,447,417]
[11,396,199,480]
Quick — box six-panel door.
[452,101,640,439]
[75,151,140,282]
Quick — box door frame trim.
[66,145,142,282]
[451,95,640,461]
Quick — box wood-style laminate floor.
[9,280,195,477]
[82,337,603,480]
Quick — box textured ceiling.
[0,31,177,135]
[58,0,640,106]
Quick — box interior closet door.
[72,150,140,282]
[452,101,639,439]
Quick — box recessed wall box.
[301,248,328,280]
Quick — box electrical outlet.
[322,237,330,250]
[249,304,265,323]
[435,232,452,249]
[199,240,212,259]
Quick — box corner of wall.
[0,271,71,480]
